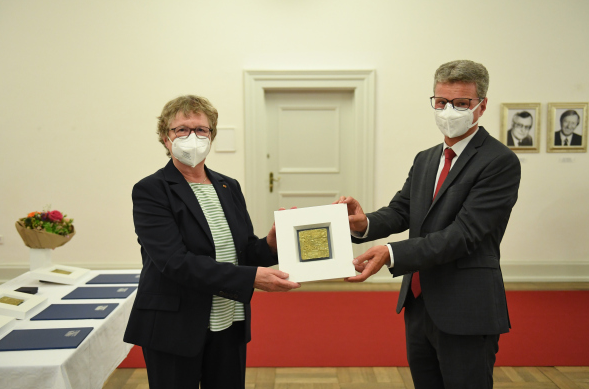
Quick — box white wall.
[1,0,588,281]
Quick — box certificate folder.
[0,327,93,351]
[86,274,140,284]
[31,303,119,320]
[62,286,137,300]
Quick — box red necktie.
[411,147,456,298]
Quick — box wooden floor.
[103,366,589,388]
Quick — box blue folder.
[86,273,140,284]
[0,327,93,351]
[62,286,137,300]
[31,303,119,320]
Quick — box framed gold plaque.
[31,265,90,285]
[0,296,24,306]
[297,227,332,262]
[51,269,73,275]
[0,289,48,320]
[274,204,356,283]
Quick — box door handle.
[269,172,281,193]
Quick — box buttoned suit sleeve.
[356,141,520,276]
[385,150,520,276]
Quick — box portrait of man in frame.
[547,103,588,153]
[500,103,541,153]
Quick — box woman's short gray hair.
[434,60,489,99]
[157,95,218,157]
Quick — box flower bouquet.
[15,210,75,249]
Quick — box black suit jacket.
[355,128,520,336]
[507,129,533,146]
[554,131,582,146]
[124,160,277,357]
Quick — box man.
[554,109,582,146]
[336,60,520,388]
[507,111,534,146]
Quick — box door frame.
[244,70,375,238]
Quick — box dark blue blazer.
[124,160,277,357]
[355,128,520,336]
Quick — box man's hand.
[254,267,301,292]
[267,207,297,253]
[345,245,390,283]
[334,196,368,235]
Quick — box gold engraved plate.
[51,269,72,275]
[298,228,331,261]
[0,296,25,306]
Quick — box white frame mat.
[30,265,90,285]
[0,315,16,340]
[0,289,48,320]
[274,204,356,283]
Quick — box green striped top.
[189,182,245,332]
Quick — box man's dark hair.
[514,111,532,120]
[560,110,580,126]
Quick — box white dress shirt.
[560,132,573,146]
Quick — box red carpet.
[119,291,589,368]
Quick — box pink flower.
[47,210,63,222]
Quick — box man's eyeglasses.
[513,122,532,131]
[430,97,483,111]
[169,126,211,139]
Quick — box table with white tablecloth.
[0,269,139,389]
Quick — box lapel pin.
[223,185,227,188]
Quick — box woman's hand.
[254,267,301,292]
[266,221,279,254]
[266,207,296,253]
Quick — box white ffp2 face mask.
[169,133,210,168]
[434,101,483,139]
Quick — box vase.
[29,249,52,271]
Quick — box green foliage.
[20,210,74,236]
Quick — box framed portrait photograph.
[500,103,541,153]
[547,103,588,153]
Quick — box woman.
[124,95,300,389]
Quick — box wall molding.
[366,261,589,283]
[499,261,589,282]
[1,261,588,285]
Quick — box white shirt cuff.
[386,244,394,268]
